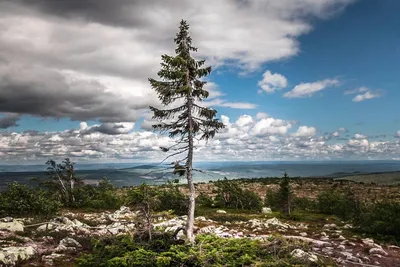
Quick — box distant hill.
[335,171,400,185]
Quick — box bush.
[126,183,188,216]
[76,234,310,267]
[75,178,123,210]
[355,201,400,242]
[214,178,263,211]
[156,184,188,215]
[317,189,360,220]
[195,192,214,208]
[292,197,317,212]
[0,182,61,217]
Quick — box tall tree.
[149,20,225,243]
[278,172,292,215]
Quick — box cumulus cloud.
[0,0,357,124]
[80,122,135,135]
[258,70,287,93]
[283,79,339,98]
[395,131,400,138]
[1,113,400,163]
[354,133,367,139]
[292,126,317,137]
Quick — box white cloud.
[256,112,269,120]
[352,91,381,102]
[332,131,340,137]
[252,118,293,136]
[354,133,367,139]
[283,79,339,98]
[395,131,400,138]
[258,70,287,93]
[0,0,357,124]
[204,99,257,109]
[344,87,382,102]
[344,86,368,95]
[348,139,369,149]
[292,126,317,137]
[236,115,253,127]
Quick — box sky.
[0,0,399,164]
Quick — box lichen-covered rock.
[42,253,65,266]
[0,221,24,232]
[369,248,388,256]
[0,246,36,266]
[291,249,318,262]
[261,207,272,214]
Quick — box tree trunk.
[186,82,196,244]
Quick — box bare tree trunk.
[56,173,69,203]
[186,92,196,244]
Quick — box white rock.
[59,237,81,248]
[0,221,24,232]
[0,246,36,266]
[362,238,375,248]
[299,232,308,237]
[323,224,337,229]
[216,210,227,214]
[42,253,64,266]
[290,249,318,262]
[369,248,388,256]
[337,245,346,250]
[343,224,353,229]
[195,216,207,221]
[1,217,13,223]
[340,252,362,263]
[338,235,346,240]
[261,207,272,214]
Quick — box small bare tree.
[149,20,225,243]
[45,158,82,206]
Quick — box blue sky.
[0,0,399,163]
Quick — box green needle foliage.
[149,20,225,243]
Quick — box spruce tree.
[149,20,225,243]
[278,172,292,215]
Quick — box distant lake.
[1,161,400,190]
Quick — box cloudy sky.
[0,0,399,164]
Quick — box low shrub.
[75,178,124,210]
[355,200,400,243]
[213,178,263,211]
[0,182,61,217]
[76,234,312,267]
[317,188,361,220]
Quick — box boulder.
[340,252,362,263]
[42,253,65,266]
[369,248,388,256]
[0,246,36,266]
[0,221,24,232]
[0,217,14,223]
[290,249,318,262]
[362,238,375,248]
[323,224,337,229]
[216,210,227,214]
[55,237,82,253]
[261,207,272,214]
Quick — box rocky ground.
[0,206,399,267]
